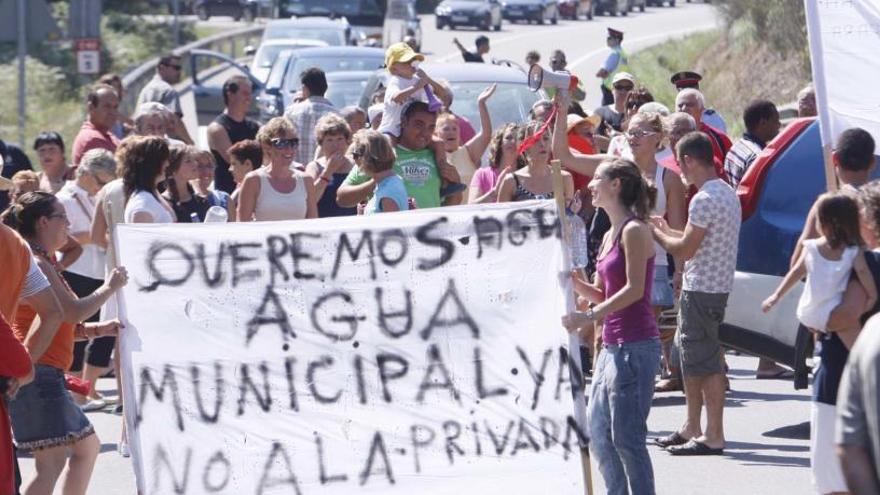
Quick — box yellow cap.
[385,42,425,70]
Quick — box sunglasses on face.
[271,138,299,149]
[163,63,182,71]
[614,85,634,91]
[626,130,657,139]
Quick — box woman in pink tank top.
[562,158,661,495]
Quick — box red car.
[557,0,593,20]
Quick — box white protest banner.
[805,0,880,149]
[116,202,587,495]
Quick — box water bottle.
[204,206,228,223]
[567,209,588,269]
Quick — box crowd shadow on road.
[763,421,810,440]
[723,440,810,468]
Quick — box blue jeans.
[588,338,661,495]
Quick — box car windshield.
[255,43,325,68]
[448,82,539,135]
[282,0,383,25]
[326,79,370,108]
[285,56,384,92]
[262,27,346,45]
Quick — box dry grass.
[629,19,811,138]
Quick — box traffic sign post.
[74,38,102,75]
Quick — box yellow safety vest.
[602,46,630,89]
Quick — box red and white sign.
[74,38,101,75]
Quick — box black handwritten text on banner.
[116,202,585,495]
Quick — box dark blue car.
[722,118,880,388]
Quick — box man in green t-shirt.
[337,102,462,209]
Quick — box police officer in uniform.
[596,28,629,106]
[670,70,727,133]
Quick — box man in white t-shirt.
[651,131,741,456]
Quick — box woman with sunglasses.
[626,113,687,394]
[497,120,574,203]
[2,191,127,495]
[237,118,318,221]
[607,87,655,159]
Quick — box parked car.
[358,63,544,145]
[324,71,374,109]
[278,0,385,43]
[383,0,423,50]
[257,46,384,120]
[502,0,559,24]
[627,0,646,11]
[722,118,880,389]
[592,0,627,15]
[188,49,264,126]
[435,0,503,31]
[248,39,329,84]
[193,0,259,21]
[259,17,354,45]
[557,0,593,20]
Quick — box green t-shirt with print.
[343,145,441,209]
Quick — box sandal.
[654,378,682,393]
[756,368,794,380]
[668,440,724,456]
[653,432,688,448]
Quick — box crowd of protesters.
[0,30,878,495]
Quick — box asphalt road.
[178,2,721,147]
[17,353,811,494]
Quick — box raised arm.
[465,84,496,164]
[551,93,607,177]
[37,257,127,325]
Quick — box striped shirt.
[284,96,338,165]
[724,132,765,188]
[21,255,50,299]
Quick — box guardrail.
[120,25,265,115]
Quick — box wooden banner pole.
[551,159,594,495]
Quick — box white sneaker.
[118,441,130,458]
[80,398,107,412]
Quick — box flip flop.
[756,368,794,380]
[668,440,724,456]
[654,378,682,393]
[653,432,688,448]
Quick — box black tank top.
[212,113,260,194]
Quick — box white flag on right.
[805,0,880,148]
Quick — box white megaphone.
[528,64,579,94]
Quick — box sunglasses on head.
[271,138,299,149]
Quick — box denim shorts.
[650,266,674,308]
[8,365,95,451]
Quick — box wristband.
[585,307,596,321]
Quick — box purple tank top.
[596,218,660,344]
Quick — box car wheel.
[449,23,456,30]
[586,7,593,19]
[493,20,501,31]
[481,15,492,30]
[669,0,676,5]
[195,6,209,20]
[436,19,444,29]
[551,10,558,24]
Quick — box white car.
[248,38,328,84]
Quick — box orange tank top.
[0,225,31,320]
[13,302,74,371]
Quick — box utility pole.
[173,0,180,47]
[16,0,26,146]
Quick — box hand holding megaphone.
[528,64,579,94]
